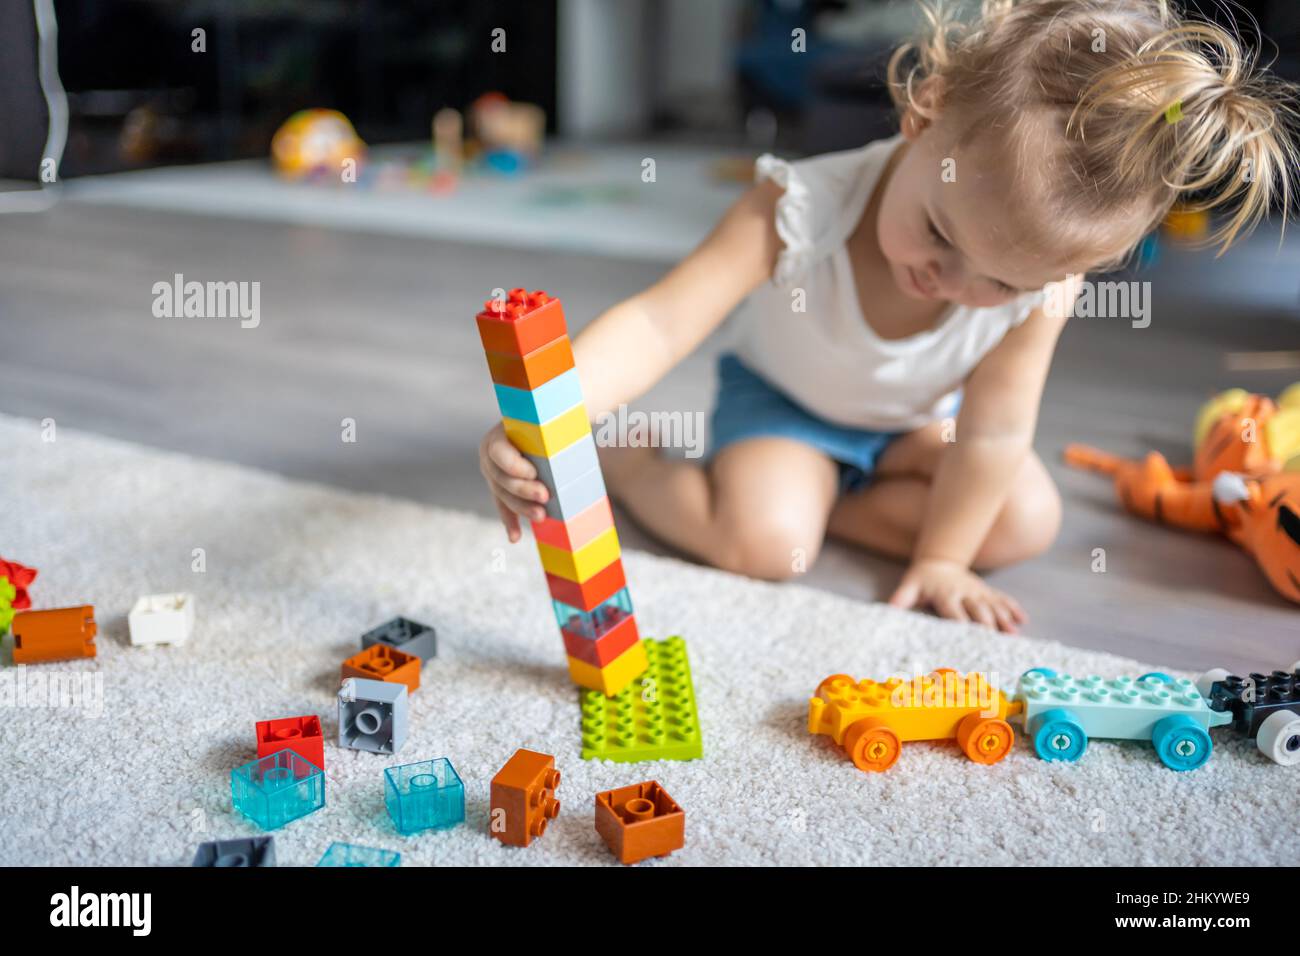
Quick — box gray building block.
[545,464,607,521]
[525,432,599,495]
[192,836,276,867]
[361,616,437,662]
[338,677,409,754]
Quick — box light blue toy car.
[1011,668,1234,771]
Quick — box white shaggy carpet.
[1,413,1293,867]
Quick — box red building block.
[531,496,615,552]
[0,556,38,609]
[545,559,626,612]
[256,715,325,771]
[341,644,421,693]
[490,748,561,847]
[561,608,640,667]
[594,781,685,864]
[11,606,97,663]
[475,289,568,356]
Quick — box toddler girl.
[480,0,1297,632]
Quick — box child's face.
[877,117,1076,309]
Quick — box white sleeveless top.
[733,135,1045,432]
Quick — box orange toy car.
[12,606,98,663]
[809,670,1022,772]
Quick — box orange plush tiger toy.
[1065,386,1300,604]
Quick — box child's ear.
[901,77,945,140]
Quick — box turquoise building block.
[1013,670,1233,771]
[526,432,599,495]
[231,749,325,829]
[317,842,401,867]
[554,587,633,639]
[384,757,465,835]
[493,368,583,424]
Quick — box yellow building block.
[502,403,590,458]
[808,670,1022,772]
[536,526,620,583]
[567,639,648,697]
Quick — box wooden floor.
[1,199,1297,673]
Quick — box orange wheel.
[843,717,902,773]
[956,713,1014,765]
[816,673,856,696]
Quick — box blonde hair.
[887,0,1300,261]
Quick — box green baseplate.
[579,636,703,762]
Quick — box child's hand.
[888,558,1026,634]
[478,422,549,542]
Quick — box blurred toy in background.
[0,556,37,632]
[1162,202,1210,242]
[1065,384,1300,604]
[469,92,545,175]
[271,109,367,180]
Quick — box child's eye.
[927,218,950,246]
[991,279,1017,294]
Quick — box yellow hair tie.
[1164,100,1184,124]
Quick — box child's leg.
[600,438,839,580]
[826,422,1061,569]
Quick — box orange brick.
[341,644,420,693]
[11,606,97,663]
[489,749,560,847]
[485,335,574,391]
[594,781,684,864]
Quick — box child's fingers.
[991,600,1019,634]
[935,595,968,622]
[963,596,996,630]
[494,499,522,543]
[888,579,921,609]
[495,486,546,523]
[487,434,538,480]
[489,464,549,506]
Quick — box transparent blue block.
[230,749,325,830]
[316,842,401,867]
[384,757,465,835]
[553,587,633,640]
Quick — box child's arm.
[889,282,1075,629]
[479,181,785,540]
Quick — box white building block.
[128,593,195,646]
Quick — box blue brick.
[526,433,599,495]
[317,842,401,867]
[230,749,324,830]
[545,465,607,522]
[493,369,584,424]
[384,757,465,835]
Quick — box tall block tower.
[476,288,649,696]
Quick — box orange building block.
[485,335,575,391]
[11,606,98,663]
[489,748,560,847]
[340,644,420,693]
[594,781,684,864]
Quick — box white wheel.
[1195,668,1231,698]
[1256,710,1300,766]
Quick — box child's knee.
[976,461,1062,570]
[713,518,821,581]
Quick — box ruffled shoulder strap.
[755,139,898,287]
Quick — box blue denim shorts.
[709,354,904,494]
